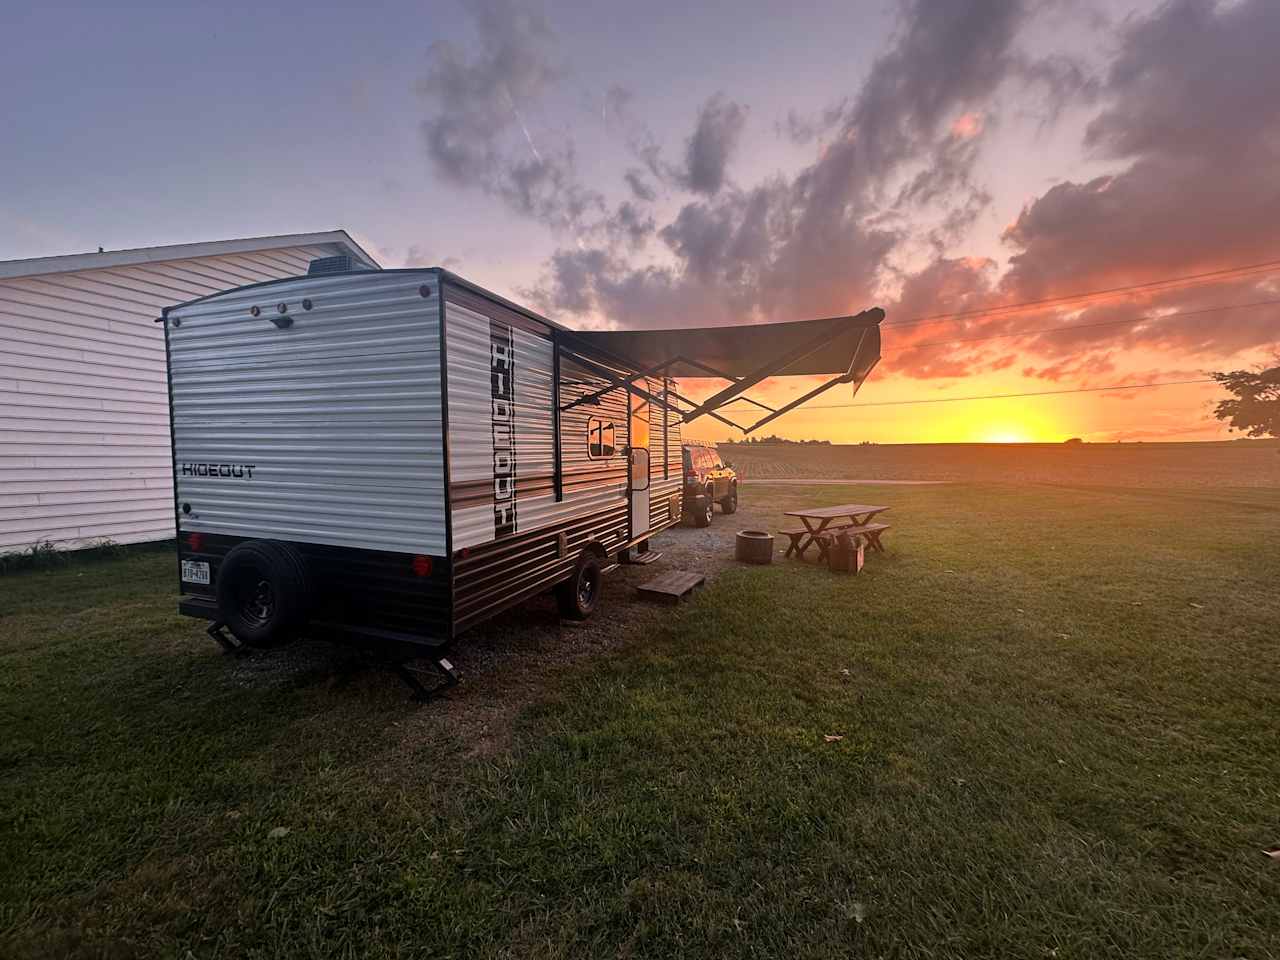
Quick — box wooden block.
[636,570,706,604]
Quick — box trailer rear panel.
[166,271,451,642]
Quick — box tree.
[1211,360,1280,439]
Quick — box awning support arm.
[680,326,846,425]
[563,351,681,415]
[559,356,677,413]
[662,382,750,433]
[739,331,876,434]
[669,357,777,414]
[561,348,754,433]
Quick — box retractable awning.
[558,308,884,434]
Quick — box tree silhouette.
[1211,360,1280,439]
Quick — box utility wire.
[699,299,1273,414]
[894,297,1280,352]
[723,378,1216,411]
[881,258,1280,329]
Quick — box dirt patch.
[408,495,783,755]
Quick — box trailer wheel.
[720,487,738,515]
[556,554,603,621]
[216,540,313,648]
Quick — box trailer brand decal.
[180,462,256,479]
[490,321,517,537]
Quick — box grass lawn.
[2,482,1279,958]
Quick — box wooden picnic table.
[782,503,890,559]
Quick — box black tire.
[556,554,603,621]
[720,486,738,515]
[215,540,313,648]
[692,493,714,528]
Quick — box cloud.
[845,0,1028,190]
[623,169,656,202]
[1002,0,1280,300]
[678,94,748,196]
[876,0,1280,383]
[778,102,847,145]
[536,0,1044,327]
[607,201,656,251]
[415,0,1272,403]
[417,0,561,187]
[417,0,620,236]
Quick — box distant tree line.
[724,435,833,445]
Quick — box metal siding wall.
[444,299,631,550]
[441,285,632,636]
[0,243,343,550]
[169,272,445,554]
[450,357,631,637]
[648,377,684,527]
[443,301,499,549]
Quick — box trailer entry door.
[628,388,650,539]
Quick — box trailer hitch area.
[207,621,251,658]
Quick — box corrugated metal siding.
[443,290,631,551]
[443,299,504,549]
[169,272,446,555]
[0,242,346,551]
[441,282,636,637]
[649,377,684,527]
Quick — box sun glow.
[982,428,1033,444]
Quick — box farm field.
[2,478,1279,958]
[719,438,1280,487]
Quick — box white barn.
[0,231,379,553]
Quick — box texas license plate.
[181,560,210,585]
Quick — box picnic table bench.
[781,504,891,560]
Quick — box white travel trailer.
[161,261,881,692]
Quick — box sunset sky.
[4,0,1278,443]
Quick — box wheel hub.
[243,578,275,625]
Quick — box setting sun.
[977,430,1029,445]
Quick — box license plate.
[181,560,210,585]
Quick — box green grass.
[3,483,1279,958]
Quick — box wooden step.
[636,570,705,605]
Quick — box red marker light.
[187,532,204,552]
[412,555,432,577]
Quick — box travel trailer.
[160,262,881,693]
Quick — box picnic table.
[782,503,890,559]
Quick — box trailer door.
[628,388,650,539]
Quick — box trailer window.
[587,418,616,459]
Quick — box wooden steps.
[636,570,705,605]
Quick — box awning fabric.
[571,309,883,380]
[560,307,884,434]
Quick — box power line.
[895,297,1280,352]
[724,377,1216,411]
[882,257,1280,329]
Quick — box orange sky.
[680,375,1235,445]
[678,324,1277,445]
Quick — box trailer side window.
[587,418,616,459]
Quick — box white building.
[0,231,379,553]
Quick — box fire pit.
[734,530,775,565]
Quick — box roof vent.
[307,254,354,276]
